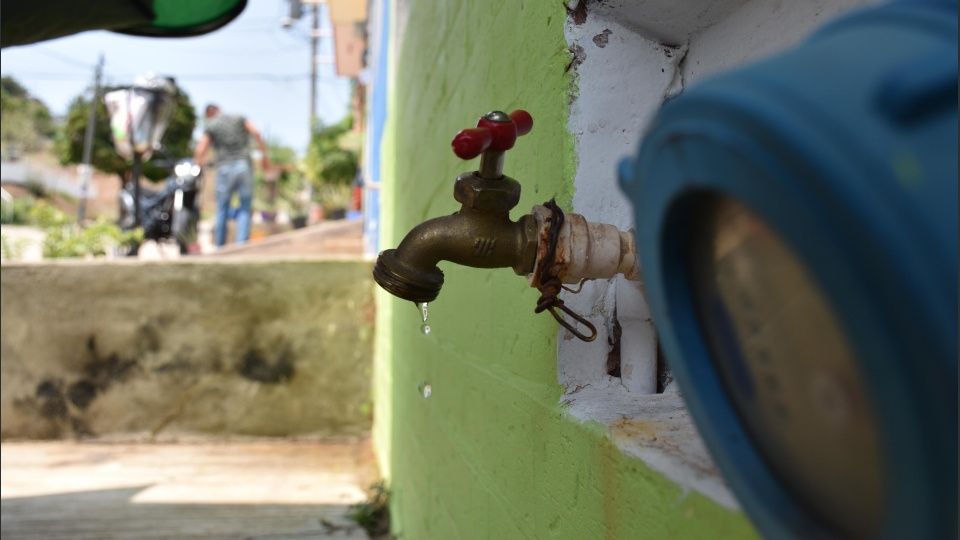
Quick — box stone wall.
[1,259,374,439]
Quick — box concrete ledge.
[1,259,375,439]
[212,220,365,259]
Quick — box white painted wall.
[561,0,874,507]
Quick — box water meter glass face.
[687,196,885,538]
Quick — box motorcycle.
[118,159,203,255]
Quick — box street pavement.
[1,439,378,539]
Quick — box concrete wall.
[1,259,374,440]
[373,1,755,538]
[373,0,878,538]
[560,0,873,506]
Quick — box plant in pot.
[257,141,300,230]
[314,183,352,221]
[304,117,358,221]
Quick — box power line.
[0,72,91,80]
[6,70,342,83]
[177,45,304,56]
[28,48,137,75]
[32,48,95,70]
[178,73,314,81]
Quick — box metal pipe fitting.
[528,205,640,286]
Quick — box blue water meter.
[618,1,957,538]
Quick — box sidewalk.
[1,439,378,539]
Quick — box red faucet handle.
[509,110,533,136]
[451,128,493,160]
[450,109,534,160]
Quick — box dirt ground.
[0,439,379,539]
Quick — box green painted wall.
[374,1,756,537]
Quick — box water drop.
[418,381,432,398]
[417,302,431,335]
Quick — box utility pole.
[77,54,104,223]
[309,2,319,133]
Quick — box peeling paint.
[606,309,622,377]
[565,0,588,26]
[592,28,612,48]
[565,43,586,73]
[662,42,690,101]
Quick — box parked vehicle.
[119,159,203,255]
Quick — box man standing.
[193,104,270,247]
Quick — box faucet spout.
[373,197,539,303]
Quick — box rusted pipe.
[529,204,640,287]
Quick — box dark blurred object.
[351,168,362,211]
[1,0,247,48]
[281,0,303,28]
[117,159,205,255]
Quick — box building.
[353,0,955,537]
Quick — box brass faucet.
[374,109,639,341]
[373,110,539,303]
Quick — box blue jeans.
[214,158,254,246]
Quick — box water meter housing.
[619,2,957,538]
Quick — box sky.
[0,0,351,154]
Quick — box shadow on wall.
[0,260,375,439]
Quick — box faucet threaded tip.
[373,249,444,303]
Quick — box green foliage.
[304,116,359,191]
[26,199,70,228]
[0,196,35,224]
[268,140,298,167]
[0,234,29,260]
[55,85,197,182]
[254,139,302,214]
[314,184,352,211]
[3,197,141,258]
[348,481,390,539]
[42,217,142,258]
[55,95,126,176]
[1,76,55,154]
[1,77,28,98]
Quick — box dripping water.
[417,302,431,335]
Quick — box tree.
[55,84,197,182]
[303,116,358,189]
[268,140,298,169]
[1,76,55,154]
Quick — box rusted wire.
[561,279,589,294]
[533,199,598,342]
